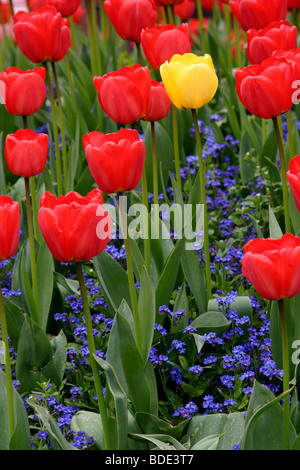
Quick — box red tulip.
[242,233,300,300]
[5,129,49,177]
[0,2,12,23]
[287,155,300,213]
[47,0,82,17]
[38,189,112,263]
[235,56,295,119]
[0,196,20,261]
[288,0,300,8]
[13,6,71,63]
[174,0,196,20]
[29,0,47,10]
[104,0,157,43]
[0,67,46,116]
[140,24,191,70]
[144,80,171,122]
[272,47,300,79]
[82,129,146,194]
[247,20,297,65]
[229,0,288,31]
[93,64,151,124]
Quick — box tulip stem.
[75,261,111,450]
[273,116,291,233]
[224,3,233,73]
[192,109,211,301]
[278,299,290,450]
[286,111,295,161]
[119,194,143,356]
[196,0,207,53]
[85,0,102,77]
[151,121,160,238]
[136,42,143,66]
[0,286,14,440]
[25,177,40,326]
[44,62,63,196]
[172,104,182,193]
[51,62,68,191]
[233,16,242,68]
[66,52,76,107]
[141,169,151,275]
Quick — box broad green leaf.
[190,433,223,450]
[93,249,132,314]
[138,266,156,365]
[16,315,61,394]
[268,205,283,239]
[0,370,31,450]
[71,411,103,450]
[241,380,296,450]
[129,433,185,450]
[18,247,39,325]
[135,412,189,442]
[3,297,24,351]
[181,247,207,314]
[188,412,245,450]
[191,311,230,335]
[94,355,128,450]
[36,239,54,332]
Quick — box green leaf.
[29,403,76,450]
[36,239,54,332]
[129,433,186,450]
[190,433,223,450]
[135,412,189,442]
[268,205,283,238]
[241,380,296,450]
[138,266,156,365]
[93,249,131,314]
[94,355,128,450]
[191,311,231,335]
[155,238,185,313]
[15,316,61,394]
[188,412,245,450]
[3,297,24,351]
[0,370,31,450]
[18,247,39,324]
[71,411,103,450]
[181,247,207,314]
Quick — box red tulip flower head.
[242,233,300,301]
[273,47,300,80]
[0,2,12,23]
[82,129,146,194]
[235,56,295,119]
[247,20,297,65]
[140,24,192,70]
[5,129,49,178]
[287,155,300,213]
[144,80,171,122]
[104,0,157,43]
[38,189,112,263]
[288,0,300,8]
[29,0,47,9]
[0,196,20,261]
[13,6,71,63]
[174,0,196,21]
[153,0,184,5]
[47,0,82,17]
[229,0,288,31]
[93,64,151,124]
[0,67,46,116]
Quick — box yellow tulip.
[159,53,218,110]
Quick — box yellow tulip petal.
[169,53,215,72]
[175,63,218,109]
[160,61,187,109]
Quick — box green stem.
[85,0,97,77]
[25,177,40,325]
[233,16,242,68]
[0,287,14,439]
[75,262,111,450]
[51,62,68,190]
[119,195,143,355]
[196,0,207,53]
[172,104,182,193]
[44,62,63,196]
[192,109,211,301]
[286,111,295,161]
[65,51,76,108]
[151,121,159,238]
[141,169,151,274]
[99,0,108,54]
[273,116,291,233]
[8,0,14,16]
[136,42,143,66]
[278,299,290,450]
[91,0,102,75]
[224,3,233,73]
